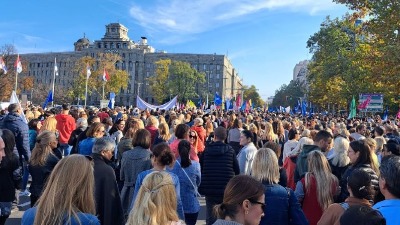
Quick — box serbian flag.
[86,63,91,79]
[358,95,371,110]
[103,68,110,81]
[236,94,241,107]
[15,54,22,73]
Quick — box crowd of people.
[0,102,399,225]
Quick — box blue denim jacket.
[260,182,309,225]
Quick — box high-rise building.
[293,60,309,84]
[12,23,243,106]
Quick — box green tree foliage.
[272,80,305,107]
[148,59,172,103]
[243,85,264,107]
[168,60,205,102]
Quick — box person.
[170,124,199,161]
[120,129,152,218]
[295,130,333,182]
[263,142,288,187]
[283,128,300,162]
[169,140,201,225]
[0,129,19,225]
[131,142,185,219]
[21,155,99,225]
[318,168,375,225]
[78,122,105,155]
[71,116,101,154]
[252,148,308,225]
[67,118,88,155]
[381,139,400,157]
[91,137,124,225]
[153,122,171,146]
[118,118,145,161]
[237,129,258,174]
[126,171,184,225]
[199,126,240,225]
[109,118,125,146]
[295,151,339,225]
[340,205,386,225]
[28,131,60,207]
[338,140,379,202]
[55,103,76,156]
[188,130,204,156]
[213,175,265,225]
[145,115,159,147]
[0,104,30,168]
[349,124,367,141]
[227,118,243,155]
[373,155,400,225]
[328,136,350,181]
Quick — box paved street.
[5,195,207,225]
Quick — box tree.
[148,59,171,103]
[272,80,305,107]
[167,60,205,102]
[243,85,265,108]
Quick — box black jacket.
[199,141,240,196]
[92,153,124,225]
[29,154,59,196]
[0,153,19,202]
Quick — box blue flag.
[42,90,53,109]
[214,92,222,106]
[382,107,388,121]
[301,100,307,117]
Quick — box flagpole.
[51,57,56,107]
[84,75,88,108]
[102,82,105,100]
[15,54,19,91]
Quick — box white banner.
[136,96,178,110]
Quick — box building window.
[216,74,220,79]
[117,43,121,49]
[203,64,207,70]
[104,43,108,49]
[217,65,220,70]
[216,83,219,88]
[146,72,150,77]
[210,74,213,79]
[110,43,115,49]
[37,63,40,68]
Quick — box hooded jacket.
[294,144,321,182]
[55,113,76,144]
[199,141,240,196]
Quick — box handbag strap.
[176,160,200,195]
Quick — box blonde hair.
[40,117,57,133]
[264,122,277,142]
[331,137,350,167]
[306,151,337,210]
[127,171,178,225]
[33,155,96,225]
[30,131,56,166]
[291,137,314,156]
[147,115,159,127]
[364,138,380,175]
[252,148,280,184]
[374,136,386,152]
[158,122,171,141]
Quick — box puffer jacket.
[0,113,30,161]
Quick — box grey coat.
[119,146,152,217]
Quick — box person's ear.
[242,199,250,211]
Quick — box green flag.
[348,96,356,119]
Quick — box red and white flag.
[86,63,91,79]
[103,68,110,81]
[14,54,22,73]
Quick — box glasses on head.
[248,199,266,211]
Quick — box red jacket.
[55,114,76,144]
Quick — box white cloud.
[128,0,344,43]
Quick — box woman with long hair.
[29,131,60,207]
[238,129,258,175]
[153,122,171,146]
[120,129,153,218]
[338,140,379,202]
[318,168,376,225]
[118,118,145,160]
[22,155,99,225]
[227,118,243,155]
[295,151,339,225]
[39,116,57,134]
[170,124,199,161]
[109,118,125,145]
[329,136,350,181]
[0,129,19,225]
[263,122,279,144]
[130,143,184,219]
[169,140,201,225]
[252,148,308,225]
[126,171,183,225]
[213,175,265,225]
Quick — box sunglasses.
[189,135,197,139]
[248,199,266,211]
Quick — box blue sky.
[1,0,348,99]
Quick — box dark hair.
[62,103,70,111]
[263,141,281,158]
[178,140,191,168]
[288,128,298,140]
[88,115,100,125]
[214,175,264,220]
[109,118,124,136]
[384,140,400,156]
[1,129,16,158]
[350,140,373,166]
[28,119,41,130]
[374,126,384,136]
[7,103,19,113]
[315,130,333,142]
[214,127,227,141]
[356,124,366,132]
[340,205,386,225]
[241,129,253,142]
[379,155,400,198]
[132,129,151,149]
[347,168,375,201]
[175,124,190,139]
[152,142,175,167]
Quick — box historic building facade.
[17,23,243,106]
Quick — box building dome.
[74,34,91,52]
[76,37,90,44]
